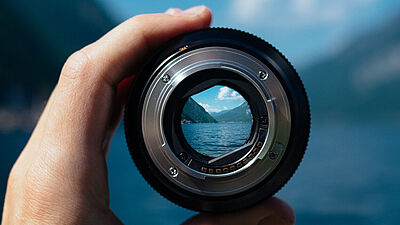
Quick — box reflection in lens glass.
[181,85,253,158]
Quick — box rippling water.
[2,121,400,224]
[181,123,252,157]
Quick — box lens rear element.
[181,85,253,159]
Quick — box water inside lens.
[181,85,253,158]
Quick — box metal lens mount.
[124,28,310,212]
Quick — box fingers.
[182,197,295,225]
[28,6,212,154]
[60,5,212,86]
[4,8,213,224]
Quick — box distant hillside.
[181,98,217,123]
[214,102,252,123]
[301,13,400,120]
[0,0,115,108]
[210,110,229,118]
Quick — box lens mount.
[142,46,290,196]
[124,28,310,212]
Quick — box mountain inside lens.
[181,85,253,158]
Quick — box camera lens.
[124,28,310,212]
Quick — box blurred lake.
[181,123,252,157]
[1,120,399,224]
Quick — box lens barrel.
[124,28,310,212]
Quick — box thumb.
[182,198,295,225]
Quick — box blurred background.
[1,0,400,224]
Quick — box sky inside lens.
[191,85,245,113]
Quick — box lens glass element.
[181,85,253,158]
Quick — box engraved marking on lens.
[179,45,188,51]
[179,45,189,52]
[178,152,187,161]
[275,143,285,151]
[260,116,268,125]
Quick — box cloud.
[292,0,315,15]
[229,0,376,26]
[198,103,222,113]
[230,0,270,22]
[292,0,315,14]
[217,87,244,101]
[352,44,400,92]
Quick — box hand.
[2,6,295,225]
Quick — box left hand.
[1,6,294,225]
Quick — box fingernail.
[165,8,182,16]
[182,5,206,16]
[166,5,206,17]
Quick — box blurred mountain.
[214,102,252,123]
[181,97,217,123]
[302,13,400,120]
[1,0,399,128]
[209,110,228,117]
[0,0,115,108]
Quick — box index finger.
[60,5,212,86]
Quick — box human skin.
[1,6,295,225]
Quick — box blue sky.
[95,0,400,69]
[191,85,245,113]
